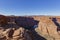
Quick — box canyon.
[0,15,60,40]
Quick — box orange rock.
[37,17,60,39]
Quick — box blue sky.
[0,0,60,16]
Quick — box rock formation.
[15,17,39,29]
[0,27,32,40]
[13,27,32,40]
[0,15,60,40]
[36,16,60,40]
[0,15,8,26]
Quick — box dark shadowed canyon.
[0,15,60,40]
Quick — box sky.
[0,0,60,16]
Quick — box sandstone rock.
[2,28,13,39]
[13,27,32,40]
[38,17,60,39]
[0,15,60,40]
[0,27,4,33]
[13,27,25,37]
[55,38,60,40]
[0,15,8,26]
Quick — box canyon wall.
[0,15,60,40]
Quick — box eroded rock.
[13,27,32,40]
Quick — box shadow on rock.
[52,18,60,31]
[0,16,46,40]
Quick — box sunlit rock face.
[13,27,32,40]
[35,16,60,40]
[0,27,32,40]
